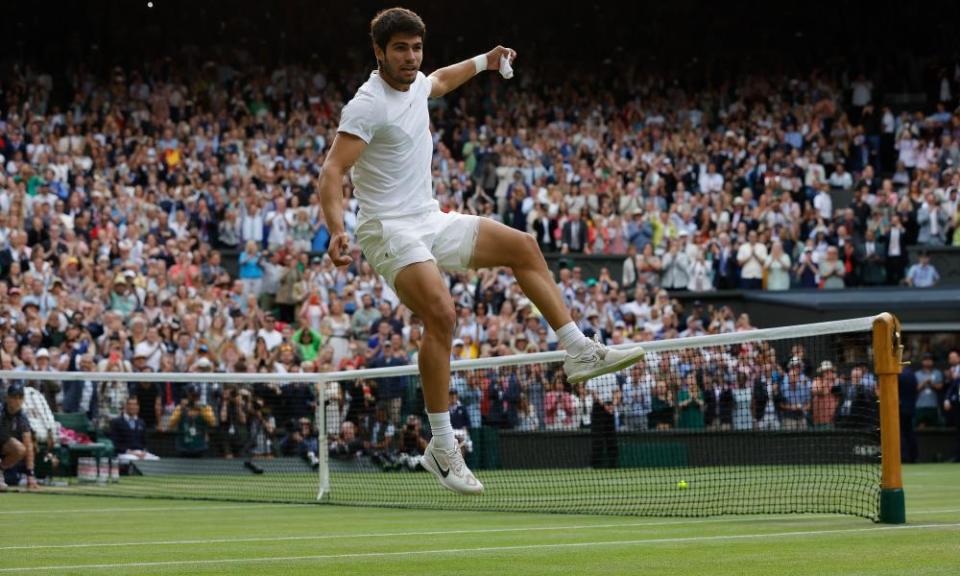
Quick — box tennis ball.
[677,480,689,489]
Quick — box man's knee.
[518,233,541,263]
[423,303,456,335]
[424,302,457,337]
[3,439,25,461]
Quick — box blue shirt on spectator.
[906,263,939,287]
[238,252,263,279]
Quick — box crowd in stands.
[2,51,960,479]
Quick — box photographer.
[280,417,320,469]
[220,386,250,459]
[329,420,366,460]
[397,415,428,471]
[246,395,276,458]
[166,384,216,457]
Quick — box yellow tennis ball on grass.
[677,480,689,489]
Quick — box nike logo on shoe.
[431,453,450,477]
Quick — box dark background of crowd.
[2,1,960,476]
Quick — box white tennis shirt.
[337,70,437,223]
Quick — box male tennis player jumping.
[320,7,645,495]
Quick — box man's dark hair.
[370,7,425,51]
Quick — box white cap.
[192,357,214,370]
[36,348,50,359]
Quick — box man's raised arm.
[428,46,516,98]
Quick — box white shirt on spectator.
[239,208,264,243]
[737,242,767,280]
[266,208,294,249]
[814,190,833,220]
[24,386,58,444]
[805,162,826,188]
[828,170,852,190]
[698,171,724,195]
[259,328,283,351]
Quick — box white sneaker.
[564,334,646,385]
[422,439,484,495]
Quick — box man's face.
[126,399,140,417]
[375,33,423,88]
[6,395,23,413]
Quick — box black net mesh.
[325,329,881,519]
[12,329,881,519]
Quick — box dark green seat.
[53,413,115,472]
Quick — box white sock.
[428,412,455,450]
[556,321,591,356]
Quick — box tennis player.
[320,7,645,495]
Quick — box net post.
[873,312,905,524]
[316,380,330,501]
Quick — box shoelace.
[442,446,467,477]
[575,332,607,363]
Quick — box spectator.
[944,364,960,462]
[590,391,619,469]
[291,326,323,363]
[561,209,589,254]
[220,387,250,459]
[648,381,673,430]
[661,238,691,291]
[677,373,704,429]
[21,383,58,451]
[247,396,277,458]
[763,241,792,291]
[167,385,217,457]
[886,215,909,285]
[811,361,840,429]
[859,229,887,285]
[917,194,949,246]
[731,372,754,431]
[448,390,473,454]
[372,334,409,427]
[329,420,366,461]
[905,252,940,287]
[944,350,960,430]
[396,415,427,471]
[737,231,767,289]
[914,353,944,428]
[818,246,846,289]
[837,365,879,429]
[899,355,920,463]
[238,241,265,297]
[780,357,812,430]
[109,397,159,463]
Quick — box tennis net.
[6,315,899,520]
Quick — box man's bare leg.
[393,261,455,414]
[393,260,482,494]
[470,219,572,330]
[470,219,645,383]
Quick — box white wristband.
[472,54,487,75]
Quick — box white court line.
[0,503,315,516]
[2,523,957,573]
[0,516,848,551]
[6,508,959,552]
[910,507,960,515]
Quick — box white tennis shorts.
[356,210,482,290]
